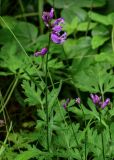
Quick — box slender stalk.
[85,0,93,37]
[0,76,18,113]
[38,0,44,34]
[0,122,12,156]
[18,0,26,20]
[67,111,83,160]
[79,104,87,160]
[99,112,105,160]
[45,33,51,151]
[15,12,39,18]
[111,25,114,52]
[0,78,15,110]
[0,0,1,16]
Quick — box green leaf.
[77,22,97,31]
[92,24,109,36]
[48,82,62,114]
[0,16,17,29]
[91,35,109,49]
[89,11,114,25]
[0,42,25,73]
[61,7,87,23]
[0,18,38,46]
[95,52,114,65]
[63,17,78,35]
[64,37,92,59]
[15,147,41,160]
[48,0,106,9]
[21,80,45,106]
[73,63,112,93]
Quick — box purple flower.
[51,17,66,44]
[52,18,64,26]
[51,32,67,44]
[75,97,81,105]
[63,98,70,109]
[42,8,67,44]
[90,94,101,105]
[34,48,48,57]
[100,98,110,109]
[90,93,110,109]
[42,8,54,27]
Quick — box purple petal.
[51,32,67,44]
[41,48,48,55]
[101,98,110,109]
[53,18,64,26]
[51,32,61,44]
[34,48,48,57]
[49,8,54,19]
[63,98,70,109]
[60,32,67,43]
[75,97,81,105]
[90,94,101,104]
[42,8,54,27]
[52,25,62,32]
[34,51,41,57]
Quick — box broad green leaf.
[72,63,112,93]
[0,42,26,73]
[64,37,92,59]
[89,11,114,25]
[61,7,87,23]
[0,19,38,46]
[77,22,97,31]
[48,0,106,9]
[63,17,78,35]
[92,24,109,36]
[91,35,109,49]
[0,16,17,29]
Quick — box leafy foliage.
[1,0,114,160]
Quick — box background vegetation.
[0,0,114,159]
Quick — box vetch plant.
[90,93,110,160]
[36,7,67,152]
[1,1,114,159]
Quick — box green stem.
[111,25,114,52]
[85,0,93,37]
[38,0,44,34]
[0,0,1,16]
[18,0,26,20]
[0,122,12,156]
[0,78,15,109]
[45,33,51,151]
[79,104,87,160]
[15,12,38,18]
[67,111,83,160]
[99,112,105,160]
[0,76,18,113]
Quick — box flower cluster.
[63,98,70,109]
[75,97,81,105]
[90,93,110,109]
[42,8,67,44]
[34,48,48,57]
